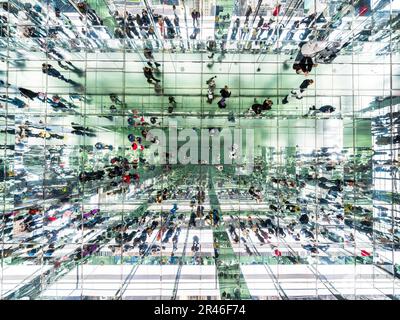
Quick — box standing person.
[172,4,179,19]
[144,47,161,67]
[258,21,270,40]
[272,4,282,17]
[220,85,231,99]
[218,98,227,109]
[148,25,157,40]
[143,66,160,84]
[18,87,39,100]
[285,20,300,41]
[164,16,175,39]
[206,76,217,104]
[218,85,231,108]
[250,28,258,44]
[191,9,196,27]
[189,211,196,227]
[136,13,143,27]
[282,79,314,103]
[142,9,151,25]
[168,96,177,113]
[250,99,273,115]
[231,18,240,41]
[293,56,316,75]
[157,17,165,38]
[191,9,200,27]
[173,16,181,37]
[240,22,249,40]
[42,63,75,84]
[304,105,335,117]
[207,38,217,58]
[195,10,200,27]
[257,15,264,30]
[245,5,252,23]
[293,79,314,99]
[0,95,27,108]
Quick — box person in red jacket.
[272,4,281,17]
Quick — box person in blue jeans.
[42,63,75,84]
[0,95,27,108]
[231,18,240,40]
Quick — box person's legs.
[257,29,265,40]
[296,89,305,99]
[282,95,290,104]
[305,106,318,116]
[305,57,313,72]
[284,31,291,41]
[290,88,299,96]
[231,28,237,40]
[266,28,274,41]
[59,74,69,83]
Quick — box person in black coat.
[19,87,39,100]
[220,85,231,98]
[251,99,273,115]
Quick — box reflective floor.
[1,0,400,300]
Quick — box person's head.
[309,79,314,84]
[224,85,228,90]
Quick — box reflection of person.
[305,105,335,116]
[240,22,249,40]
[282,79,314,103]
[231,18,240,40]
[143,66,160,83]
[293,56,316,75]
[251,99,273,114]
[245,5,252,23]
[293,79,314,99]
[191,9,200,27]
[13,218,27,235]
